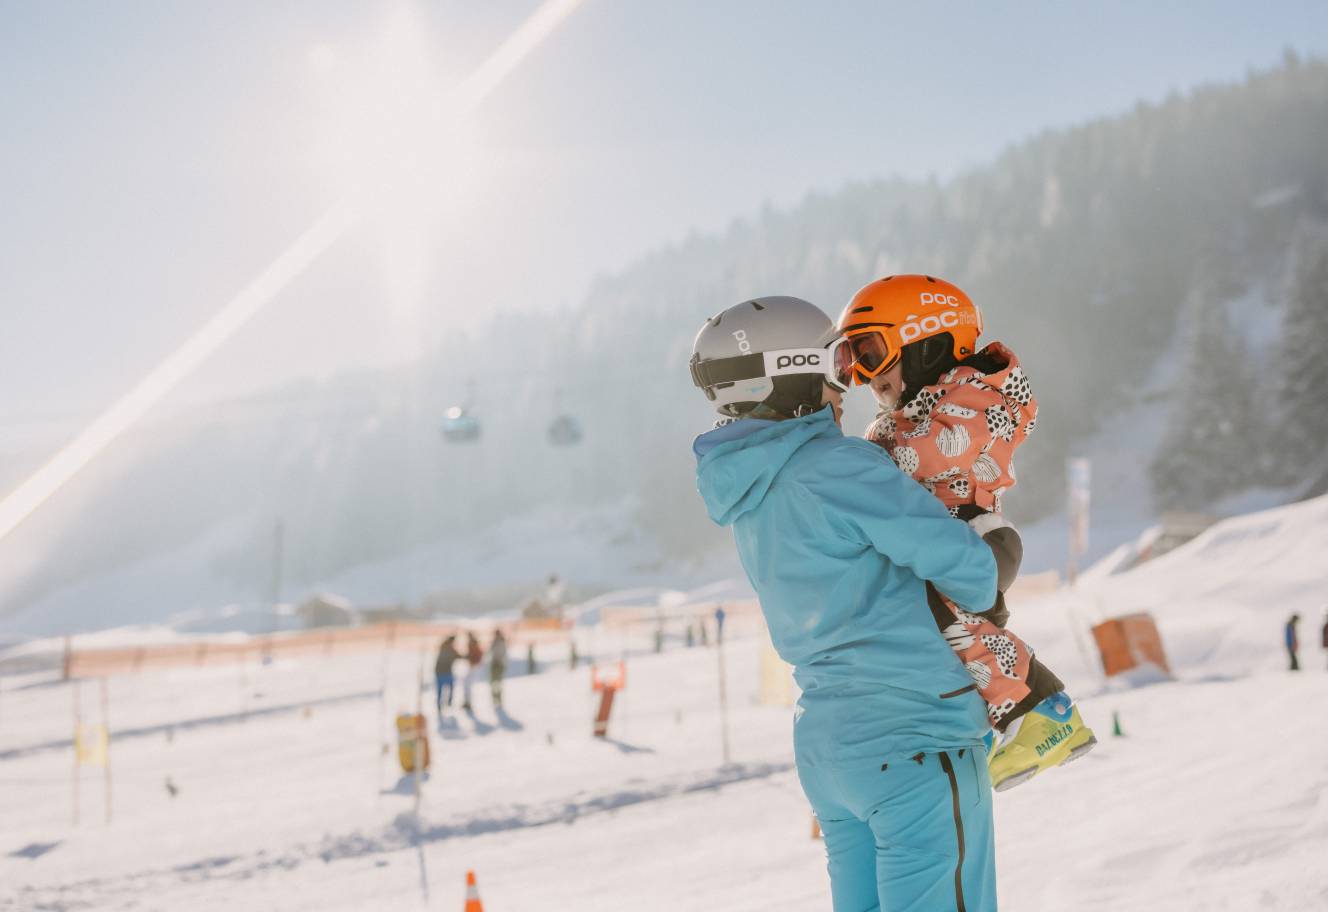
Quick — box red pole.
[593,687,616,738]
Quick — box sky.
[2,0,1327,436]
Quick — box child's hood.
[954,341,1023,389]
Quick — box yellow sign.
[758,641,795,708]
[75,724,108,767]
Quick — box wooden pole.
[269,518,284,634]
[238,655,248,723]
[716,629,731,765]
[72,679,80,826]
[413,647,424,814]
[378,645,389,797]
[101,677,112,825]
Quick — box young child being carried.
[833,274,1096,790]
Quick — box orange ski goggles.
[829,327,904,387]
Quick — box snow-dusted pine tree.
[1150,289,1262,511]
[1273,221,1328,487]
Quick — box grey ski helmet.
[690,296,845,419]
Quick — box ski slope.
[3,497,1328,910]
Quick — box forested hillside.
[3,56,1326,623]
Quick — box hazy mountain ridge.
[2,56,1326,630]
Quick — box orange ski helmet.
[833,274,983,387]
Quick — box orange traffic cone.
[464,869,484,912]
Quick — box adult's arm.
[807,442,997,615]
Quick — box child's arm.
[962,509,1023,594]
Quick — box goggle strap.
[693,347,847,392]
[690,352,766,389]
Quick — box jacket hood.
[693,407,840,526]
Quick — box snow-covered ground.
[3,497,1327,910]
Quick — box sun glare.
[310,7,490,361]
[0,0,586,547]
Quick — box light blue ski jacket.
[694,407,997,768]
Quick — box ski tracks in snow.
[3,759,793,911]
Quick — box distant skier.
[1286,613,1301,671]
[461,632,484,711]
[692,296,1000,910]
[434,635,459,717]
[714,605,727,644]
[841,275,1095,790]
[489,629,509,707]
[1321,612,1328,670]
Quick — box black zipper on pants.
[938,750,967,912]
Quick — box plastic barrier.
[1090,612,1171,678]
[65,622,494,678]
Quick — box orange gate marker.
[590,661,626,739]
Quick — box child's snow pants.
[927,585,1064,731]
[798,747,997,912]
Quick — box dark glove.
[974,591,1010,629]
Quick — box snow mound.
[1016,493,1328,687]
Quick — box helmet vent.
[750,300,766,311]
[925,275,937,283]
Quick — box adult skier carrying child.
[691,296,1000,911]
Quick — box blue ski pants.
[435,674,455,712]
[798,747,997,911]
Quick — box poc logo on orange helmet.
[919,292,962,307]
[898,311,961,344]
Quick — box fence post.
[71,679,80,826]
[101,677,112,825]
[716,631,731,765]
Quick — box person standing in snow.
[434,635,459,718]
[1321,612,1328,670]
[1286,613,1301,671]
[691,296,1000,911]
[839,275,1095,791]
[489,629,509,707]
[461,631,484,711]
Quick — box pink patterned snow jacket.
[865,341,1036,515]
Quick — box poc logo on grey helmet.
[776,353,820,370]
[732,329,752,354]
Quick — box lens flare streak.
[0,0,588,546]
